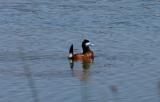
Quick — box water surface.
[0,0,160,102]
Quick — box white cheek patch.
[85,42,90,46]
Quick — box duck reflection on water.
[69,59,93,81]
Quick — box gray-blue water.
[0,0,160,102]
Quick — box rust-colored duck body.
[68,39,94,62]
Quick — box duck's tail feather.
[69,44,73,59]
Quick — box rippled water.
[0,0,160,102]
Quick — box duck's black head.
[82,39,91,53]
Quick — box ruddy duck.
[68,39,94,62]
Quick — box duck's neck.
[83,47,90,54]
